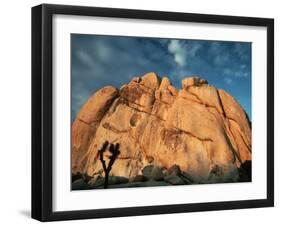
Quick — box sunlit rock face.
[72,72,251,183]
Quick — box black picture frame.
[32,3,274,222]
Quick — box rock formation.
[72,72,251,184]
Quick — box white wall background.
[0,0,279,225]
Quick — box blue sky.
[71,34,252,121]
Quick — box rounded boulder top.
[182,76,208,90]
[140,72,161,90]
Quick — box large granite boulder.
[72,72,252,184]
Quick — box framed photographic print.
[32,4,274,221]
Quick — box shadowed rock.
[142,165,164,181]
[72,179,92,190]
[164,175,185,185]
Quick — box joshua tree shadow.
[98,141,120,188]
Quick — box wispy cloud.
[167,40,202,67]
[234,43,250,60]
[214,54,230,66]
[77,50,95,68]
[223,68,249,78]
[224,77,233,84]
[168,40,187,67]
